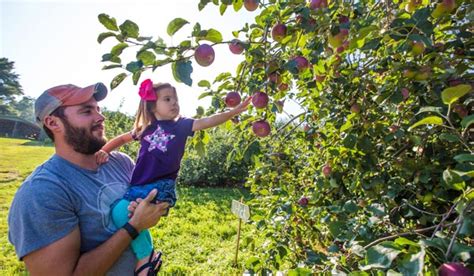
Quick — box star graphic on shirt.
[144,125,175,152]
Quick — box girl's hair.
[133,82,176,138]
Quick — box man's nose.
[96,110,105,122]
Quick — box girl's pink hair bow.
[138,79,157,101]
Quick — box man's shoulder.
[108,151,134,165]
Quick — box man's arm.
[23,190,168,275]
[192,97,251,131]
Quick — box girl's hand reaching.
[95,149,109,165]
[232,96,252,115]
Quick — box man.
[8,83,168,275]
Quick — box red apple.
[322,164,332,177]
[315,75,326,82]
[434,42,445,51]
[194,44,215,67]
[304,124,311,132]
[268,72,281,84]
[252,91,269,109]
[438,263,472,276]
[403,69,416,79]
[339,28,349,37]
[449,79,463,87]
[276,100,285,109]
[405,0,422,13]
[401,88,409,101]
[225,92,242,107]
[411,41,425,56]
[432,0,456,18]
[336,46,345,53]
[278,83,289,91]
[339,15,349,24]
[298,196,309,207]
[350,103,360,113]
[293,56,310,72]
[244,0,259,11]
[272,23,287,42]
[309,0,328,10]
[252,120,271,137]
[414,66,431,81]
[389,125,399,133]
[229,39,244,55]
[454,104,468,118]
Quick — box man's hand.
[128,189,169,231]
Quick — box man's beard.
[62,119,106,155]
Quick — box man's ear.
[43,116,63,134]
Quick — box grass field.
[0,137,257,275]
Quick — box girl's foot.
[135,251,162,276]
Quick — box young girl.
[95,79,251,275]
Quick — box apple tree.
[97,0,473,273]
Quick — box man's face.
[60,98,106,155]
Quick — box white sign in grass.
[231,199,250,222]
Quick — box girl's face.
[152,87,180,120]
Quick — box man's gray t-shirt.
[8,152,136,275]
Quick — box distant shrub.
[178,128,250,188]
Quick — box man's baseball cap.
[35,83,108,127]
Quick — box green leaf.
[119,20,139,39]
[219,3,227,15]
[111,42,129,56]
[198,0,212,11]
[101,54,121,63]
[97,32,116,44]
[288,268,313,276]
[102,64,122,70]
[328,221,345,238]
[361,242,402,270]
[137,51,156,66]
[415,106,443,116]
[172,60,193,86]
[408,116,443,131]
[110,73,127,90]
[196,106,204,116]
[132,71,141,85]
[198,28,223,43]
[167,18,189,36]
[441,84,472,105]
[439,133,459,142]
[398,247,425,276]
[125,61,143,73]
[454,153,474,163]
[394,237,419,247]
[98,14,119,31]
[233,0,243,11]
[461,114,474,129]
[443,169,466,191]
[198,91,213,100]
[459,215,474,236]
[198,80,211,88]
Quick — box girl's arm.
[102,132,135,153]
[192,97,251,131]
[95,132,135,164]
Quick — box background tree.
[0,58,24,116]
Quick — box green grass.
[0,137,258,274]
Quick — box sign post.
[231,198,250,266]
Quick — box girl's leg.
[111,199,156,273]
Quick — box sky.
[0,0,258,117]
